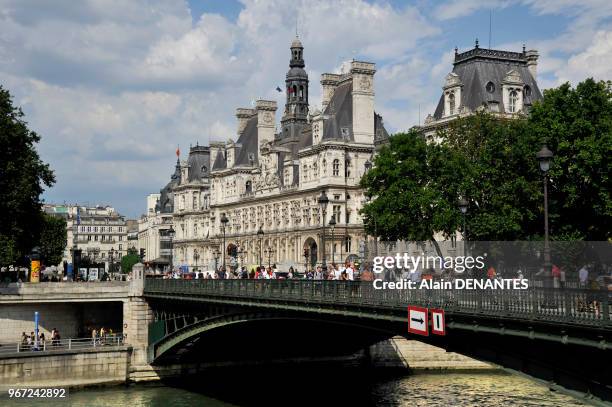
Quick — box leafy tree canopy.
[121,252,140,274]
[361,78,612,242]
[39,214,67,267]
[0,85,55,267]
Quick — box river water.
[8,369,592,407]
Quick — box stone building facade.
[169,37,389,272]
[420,41,542,138]
[44,204,128,270]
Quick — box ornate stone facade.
[169,38,389,272]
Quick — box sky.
[1,0,611,218]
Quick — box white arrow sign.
[431,309,446,336]
[408,305,429,336]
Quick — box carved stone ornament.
[360,76,372,91]
[263,112,274,124]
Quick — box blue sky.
[0,0,610,217]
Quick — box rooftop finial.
[454,46,458,55]
[475,38,479,48]
[522,44,526,53]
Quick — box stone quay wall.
[0,346,132,389]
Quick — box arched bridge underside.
[144,279,612,401]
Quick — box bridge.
[143,278,612,401]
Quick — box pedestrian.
[487,266,496,279]
[314,266,323,280]
[552,264,561,288]
[578,265,589,288]
[92,328,97,346]
[21,332,28,348]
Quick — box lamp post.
[213,248,221,273]
[329,215,336,264]
[237,246,246,268]
[458,197,468,260]
[257,226,264,267]
[303,247,309,271]
[536,145,554,280]
[193,249,199,272]
[264,247,275,267]
[109,247,115,279]
[220,214,229,272]
[318,190,329,271]
[168,226,175,273]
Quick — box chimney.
[256,100,277,148]
[525,50,539,80]
[320,73,341,108]
[350,61,376,144]
[236,108,255,136]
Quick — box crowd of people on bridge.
[162,261,374,282]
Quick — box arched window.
[508,90,518,113]
[345,159,351,178]
[245,180,252,193]
[299,86,304,100]
[332,159,340,176]
[322,159,327,175]
[292,85,297,100]
[313,162,318,178]
[448,93,455,115]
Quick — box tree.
[39,214,67,266]
[441,112,543,240]
[121,251,140,274]
[360,129,467,254]
[528,79,612,240]
[361,78,612,243]
[0,86,55,267]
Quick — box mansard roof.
[235,115,259,167]
[322,81,354,141]
[212,150,226,170]
[187,145,210,182]
[433,47,542,119]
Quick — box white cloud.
[558,30,612,83]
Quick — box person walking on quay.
[21,332,28,349]
[100,327,106,345]
[287,267,294,279]
[92,328,98,346]
[314,266,323,280]
[579,265,589,288]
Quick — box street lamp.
[318,190,329,270]
[220,213,229,272]
[213,248,221,272]
[536,144,554,279]
[264,247,275,267]
[458,197,468,239]
[193,249,199,272]
[109,247,115,279]
[168,226,176,272]
[364,159,372,173]
[257,226,264,267]
[329,215,336,264]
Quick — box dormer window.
[448,93,456,115]
[486,82,495,93]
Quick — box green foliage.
[39,214,67,266]
[360,129,466,245]
[121,252,140,274]
[528,79,612,240]
[361,78,612,242]
[0,85,55,267]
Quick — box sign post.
[408,305,429,336]
[431,309,446,336]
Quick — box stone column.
[125,263,153,367]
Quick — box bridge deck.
[144,279,611,329]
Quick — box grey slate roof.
[322,81,354,141]
[433,48,542,119]
[235,115,259,166]
[187,146,210,181]
[212,150,226,170]
[157,159,181,213]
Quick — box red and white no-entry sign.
[431,308,446,336]
[407,305,429,336]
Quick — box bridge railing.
[144,279,610,327]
